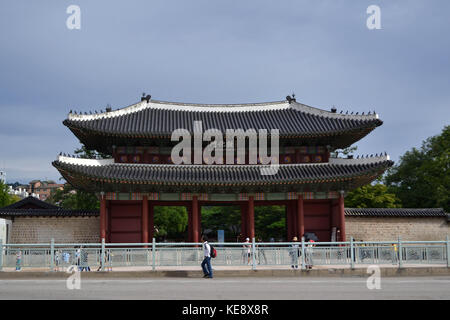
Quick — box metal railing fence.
[0,236,449,271]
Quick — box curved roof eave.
[62,99,383,142]
[52,155,393,186]
[66,99,380,121]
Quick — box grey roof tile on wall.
[1,196,60,209]
[0,196,98,217]
[345,208,448,217]
[0,208,99,217]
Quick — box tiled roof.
[345,208,448,218]
[0,196,98,217]
[53,156,393,193]
[0,208,99,217]
[63,99,383,152]
[1,196,60,209]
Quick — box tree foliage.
[331,145,358,158]
[153,206,188,240]
[0,181,19,207]
[74,145,111,159]
[152,205,288,242]
[201,205,286,241]
[345,183,402,208]
[385,125,449,211]
[201,206,241,241]
[47,184,99,210]
[254,206,286,241]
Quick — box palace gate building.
[53,96,393,243]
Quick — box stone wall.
[6,215,450,243]
[346,216,450,241]
[10,216,100,243]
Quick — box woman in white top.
[243,238,251,265]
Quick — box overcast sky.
[0,0,449,183]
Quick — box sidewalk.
[1,264,449,278]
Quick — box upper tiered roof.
[63,98,383,154]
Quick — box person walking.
[63,251,70,266]
[392,243,398,265]
[289,237,300,269]
[105,249,112,272]
[15,249,22,272]
[257,238,267,265]
[78,247,84,271]
[305,239,315,269]
[201,235,213,279]
[96,248,112,272]
[97,251,104,272]
[243,238,252,265]
[54,249,61,271]
[75,247,81,270]
[80,246,90,272]
[359,240,367,261]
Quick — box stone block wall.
[6,215,449,243]
[346,216,449,241]
[10,216,100,243]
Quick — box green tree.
[201,206,241,241]
[153,206,188,240]
[0,181,15,207]
[331,145,358,158]
[201,205,287,241]
[47,184,99,210]
[74,145,111,160]
[254,206,286,241]
[385,126,450,211]
[9,194,21,204]
[345,183,402,208]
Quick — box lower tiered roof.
[52,155,393,193]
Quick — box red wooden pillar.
[292,201,298,239]
[338,192,346,241]
[142,195,149,244]
[199,203,202,236]
[248,196,255,239]
[187,205,192,242]
[192,196,199,243]
[241,203,248,238]
[297,195,305,239]
[288,202,297,240]
[149,202,154,240]
[100,194,107,241]
[105,201,110,242]
[286,204,292,241]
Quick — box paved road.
[0,277,449,300]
